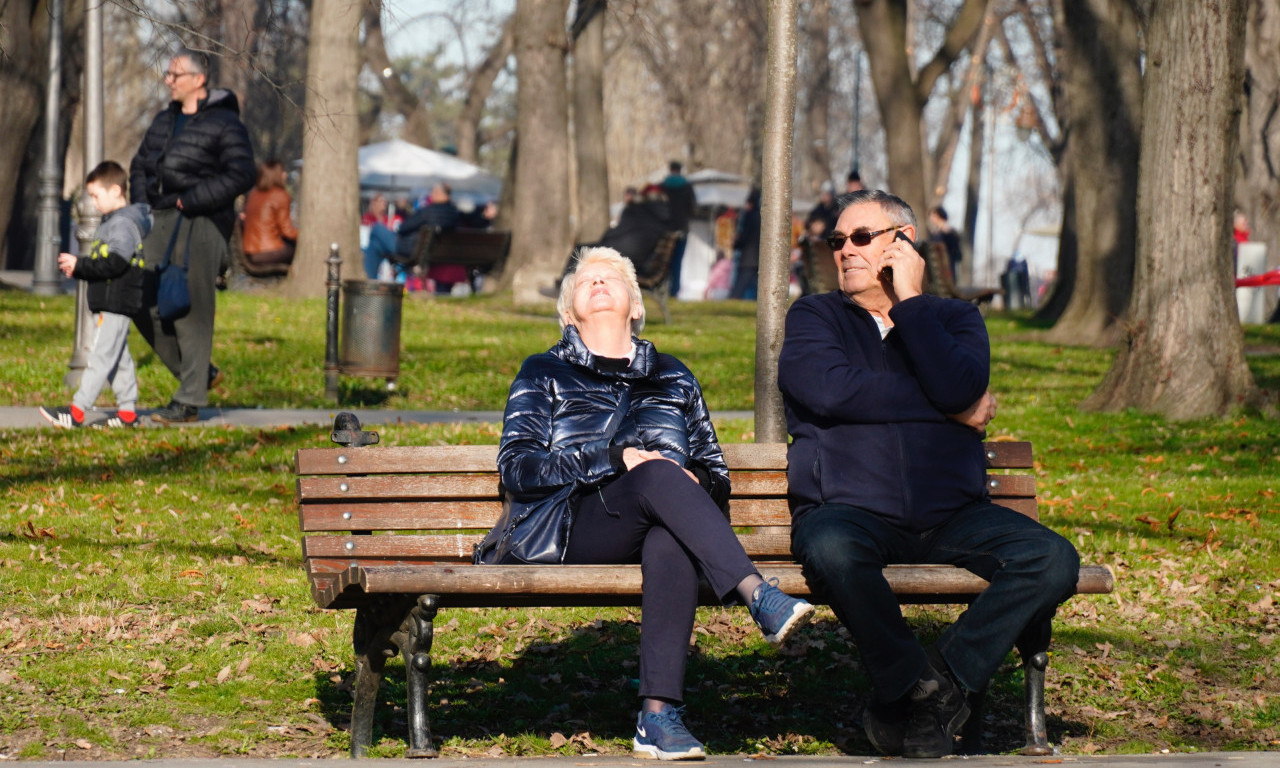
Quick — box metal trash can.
[339,280,402,384]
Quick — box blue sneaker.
[749,577,815,645]
[632,704,706,760]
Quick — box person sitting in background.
[488,246,814,760]
[397,183,463,294]
[360,194,403,281]
[240,159,298,276]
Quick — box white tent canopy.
[358,139,501,200]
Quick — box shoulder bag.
[156,218,192,321]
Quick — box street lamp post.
[32,0,65,297]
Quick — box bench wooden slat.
[298,492,1036,532]
[297,470,1035,503]
[295,445,501,475]
[294,441,1036,476]
[306,562,1115,610]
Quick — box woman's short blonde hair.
[558,246,646,336]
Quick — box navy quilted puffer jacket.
[497,325,729,507]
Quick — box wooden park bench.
[926,240,1001,310]
[634,230,684,324]
[295,413,1114,759]
[399,227,512,291]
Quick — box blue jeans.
[791,501,1079,703]
[363,223,397,280]
[667,235,688,297]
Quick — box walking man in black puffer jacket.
[130,47,255,424]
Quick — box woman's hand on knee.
[622,447,698,483]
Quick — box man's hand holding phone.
[880,230,925,303]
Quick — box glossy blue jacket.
[498,325,730,509]
[778,291,990,532]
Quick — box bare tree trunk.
[0,4,50,269]
[800,0,832,194]
[1042,0,1141,346]
[853,0,987,222]
[456,19,514,163]
[960,71,985,288]
[1084,1,1259,419]
[218,0,258,114]
[361,0,434,148]
[288,0,361,298]
[505,0,572,304]
[930,4,999,207]
[572,0,610,244]
[1237,0,1280,318]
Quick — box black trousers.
[563,459,757,702]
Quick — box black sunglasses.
[825,225,905,251]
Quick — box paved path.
[11,752,1280,768]
[3,407,756,430]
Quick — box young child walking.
[39,161,152,428]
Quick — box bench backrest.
[636,230,684,290]
[295,442,1036,579]
[410,227,512,269]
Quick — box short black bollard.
[324,243,342,403]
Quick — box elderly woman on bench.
[490,247,814,761]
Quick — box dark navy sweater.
[778,291,991,532]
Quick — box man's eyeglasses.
[164,71,195,81]
[825,225,905,251]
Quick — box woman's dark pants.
[564,460,758,702]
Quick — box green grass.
[2,288,1280,758]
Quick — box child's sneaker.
[39,405,84,429]
[749,577,815,645]
[632,704,706,761]
[95,410,138,428]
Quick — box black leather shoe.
[901,656,970,758]
[152,401,199,424]
[208,364,224,390]
[863,698,909,755]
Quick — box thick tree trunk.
[288,0,361,298]
[1,0,84,270]
[800,0,832,194]
[1043,0,1141,347]
[505,0,572,304]
[218,0,258,115]
[1236,0,1280,316]
[856,0,928,217]
[572,0,610,244]
[853,0,987,223]
[1084,1,1259,419]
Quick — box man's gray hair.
[558,246,646,336]
[836,189,917,230]
[172,46,209,78]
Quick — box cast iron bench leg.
[351,603,397,758]
[393,594,440,758]
[1021,651,1052,755]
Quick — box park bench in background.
[926,240,1000,310]
[295,413,1114,758]
[634,230,683,323]
[403,227,512,291]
